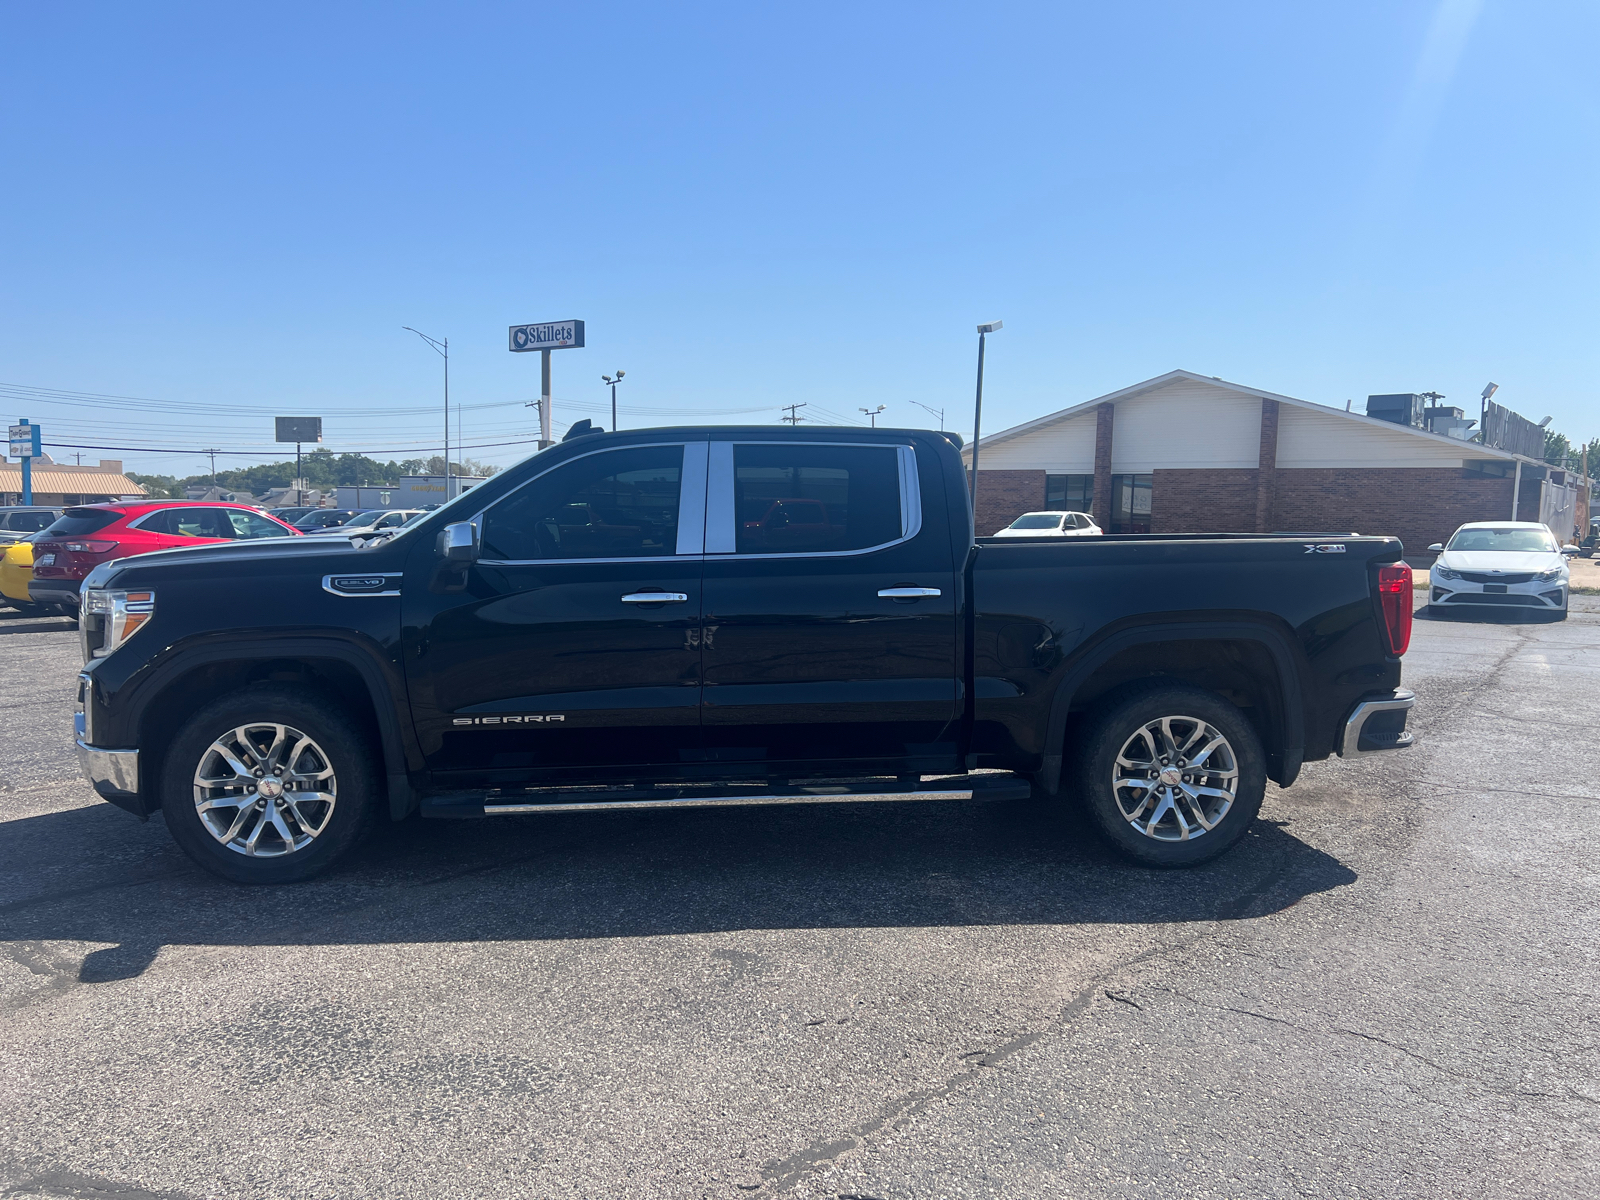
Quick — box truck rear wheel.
[1071,684,1265,867]
[160,686,379,884]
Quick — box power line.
[42,435,548,457]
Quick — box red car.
[30,501,301,613]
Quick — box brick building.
[964,371,1561,558]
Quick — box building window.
[1110,474,1152,534]
[1045,473,1094,512]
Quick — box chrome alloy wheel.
[192,723,338,857]
[1111,715,1238,842]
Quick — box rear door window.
[140,507,234,538]
[44,509,120,537]
[730,444,903,554]
[226,510,293,539]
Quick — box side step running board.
[421,777,1032,819]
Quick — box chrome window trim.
[703,440,923,560]
[322,572,404,598]
[897,444,922,540]
[472,440,709,568]
[705,442,737,554]
[676,441,710,556]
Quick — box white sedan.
[1426,521,1578,620]
[301,509,424,537]
[992,511,1103,538]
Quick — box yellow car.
[0,537,41,611]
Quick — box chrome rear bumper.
[1338,688,1416,757]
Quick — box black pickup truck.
[74,426,1416,883]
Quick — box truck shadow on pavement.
[0,795,1356,984]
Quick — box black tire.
[160,685,379,884]
[1070,683,1266,868]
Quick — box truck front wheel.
[1071,684,1266,867]
[160,686,379,884]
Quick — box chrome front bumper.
[74,708,141,811]
[1338,688,1416,757]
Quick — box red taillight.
[64,540,119,554]
[1376,564,1413,656]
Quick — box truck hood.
[89,535,383,588]
[1435,549,1563,573]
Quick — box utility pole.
[203,448,220,487]
[73,452,83,465]
[781,403,808,425]
[602,371,626,431]
[860,405,886,427]
[911,401,945,430]
[969,321,1003,518]
[403,327,451,498]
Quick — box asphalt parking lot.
[1,598,1596,1200]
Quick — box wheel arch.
[1036,620,1307,793]
[128,636,417,820]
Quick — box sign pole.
[21,419,32,505]
[508,321,583,449]
[541,349,553,445]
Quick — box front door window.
[482,447,685,561]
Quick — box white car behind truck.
[1426,521,1578,620]
[992,510,1102,538]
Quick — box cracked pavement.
[1,598,1596,1199]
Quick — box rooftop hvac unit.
[1366,394,1427,428]
[1424,405,1477,440]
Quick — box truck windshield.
[1009,514,1063,530]
[1447,528,1558,553]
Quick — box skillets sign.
[509,320,585,352]
[8,424,40,459]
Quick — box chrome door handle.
[878,587,942,598]
[621,591,689,604]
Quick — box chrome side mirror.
[437,521,478,563]
[1561,544,1580,556]
[1427,543,1444,553]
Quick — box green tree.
[1544,429,1573,468]
[127,472,184,498]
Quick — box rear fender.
[1036,620,1307,792]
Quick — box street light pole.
[602,371,626,431]
[860,405,886,427]
[403,327,451,498]
[911,401,945,430]
[968,321,1003,520]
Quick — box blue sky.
[1,0,1596,479]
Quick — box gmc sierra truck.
[73,425,1416,884]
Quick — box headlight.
[1434,567,1461,580]
[82,589,155,658]
[1536,566,1564,583]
